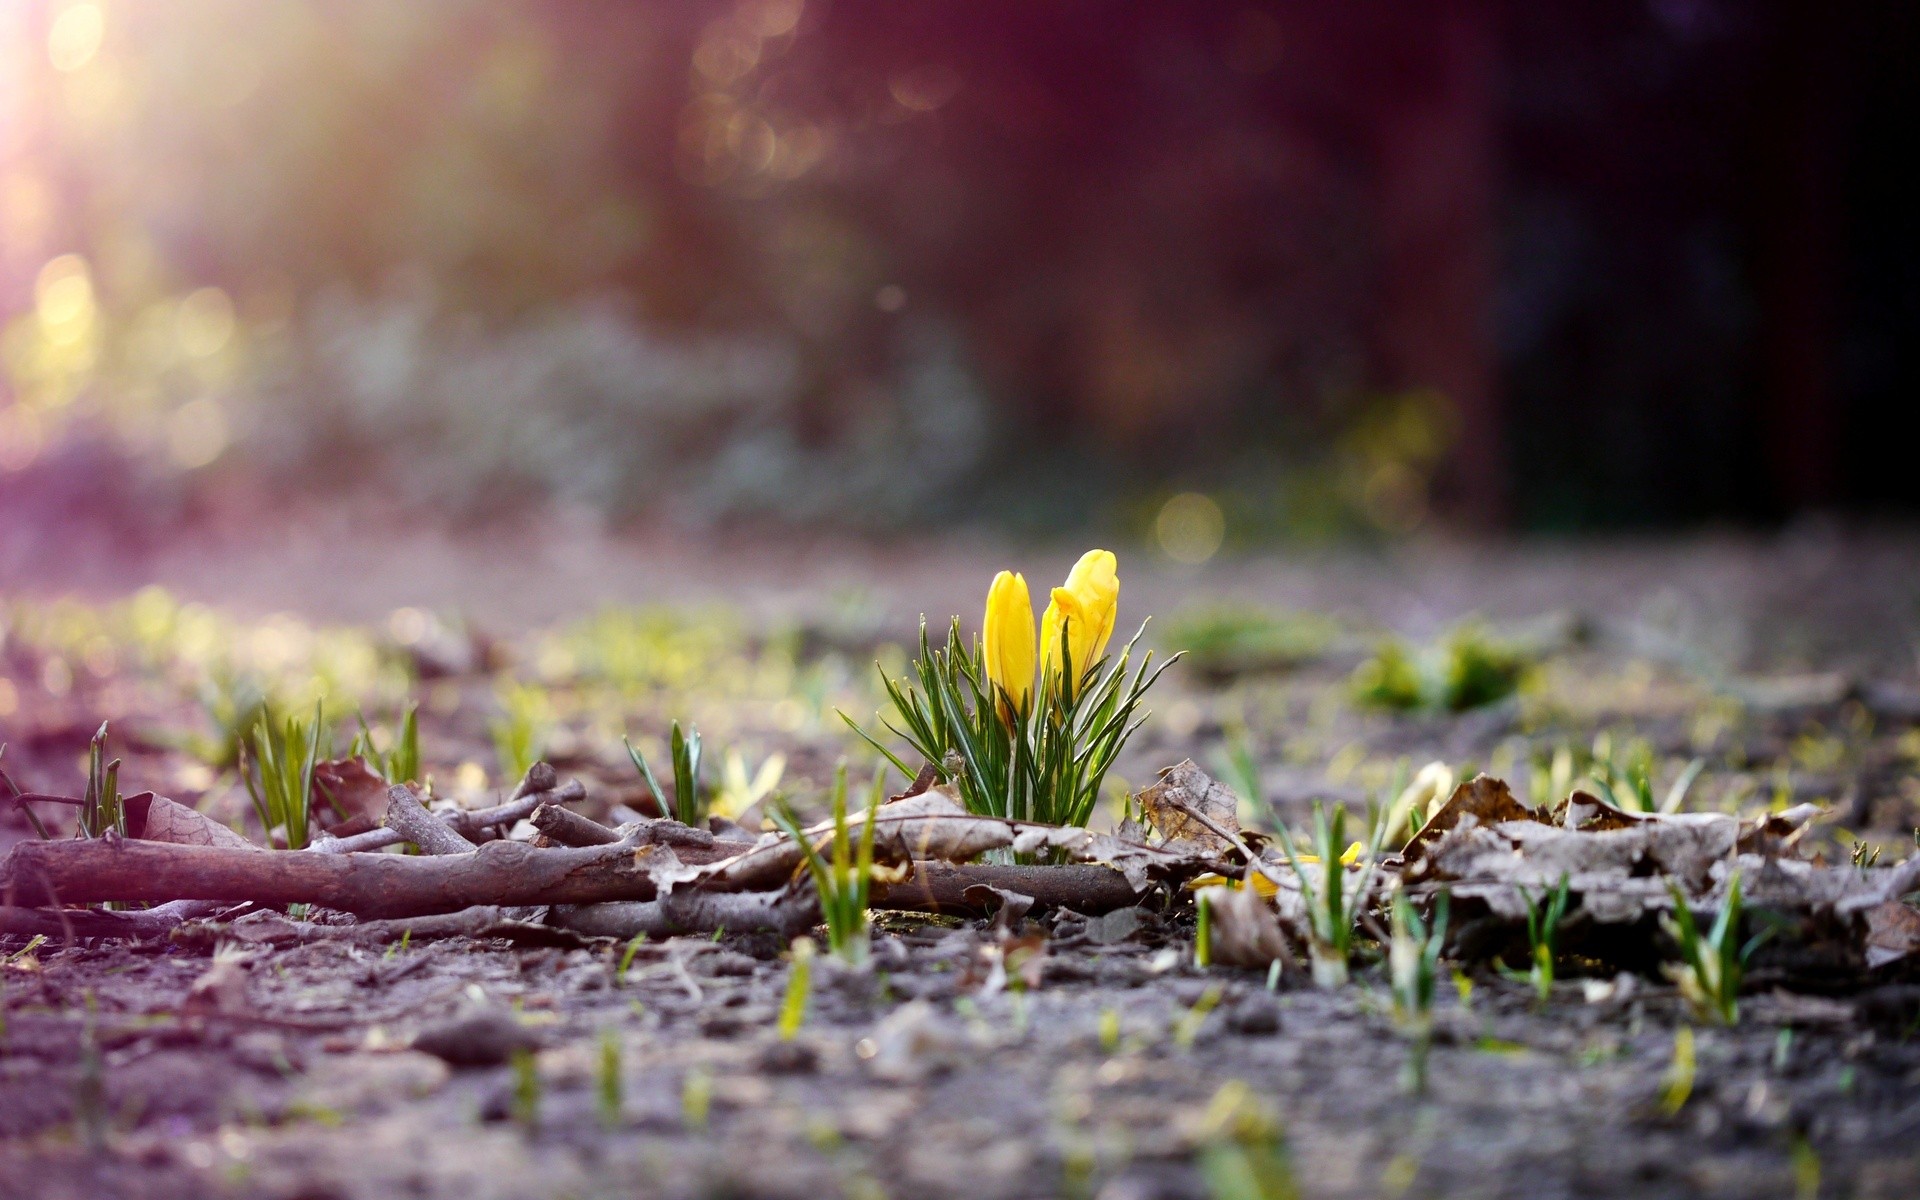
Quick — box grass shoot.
[1664,872,1764,1025]
[352,701,421,786]
[626,720,706,827]
[79,722,124,839]
[1390,888,1449,1095]
[596,1029,623,1128]
[242,702,326,850]
[1503,875,1571,1006]
[1273,800,1386,988]
[779,937,814,1040]
[490,681,550,786]
[770,764,879,965]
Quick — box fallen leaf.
[1197,884,1290,971]
[313,757,392,829]
[1401,775,1541,865]
[1138,760,1243,855]
[1865,901,1920,969]
[124,792,258,851]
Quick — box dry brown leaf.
[313,757,393,830]
[123,792,258,851]
[1864,900,1920,969]
[1197,884,1290,971]
[1401,775,1541,866]
[1137,759,1242,855]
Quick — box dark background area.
[1,0,1915,539]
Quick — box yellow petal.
[1339,841,1364,866]
[1041,550,1120,698]
[982,570,1035,720]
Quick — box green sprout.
[491,682,549,785]
[626,720,705,827]
[1390,888,1449,1095]
[1664,872,1766,1025]
[243,702,326,849]
[1658,1025,1695,1116]
[510,1046,541,1130]
[1195,1080,1298,1200]
[616,933,647,984]
[596,1030,623,1128]
[770,764,879,965]
[779,936,814,1040]
[1502,875,1570,1007]
[78,721,124,839]
[681,1066,712,1131]
[1195,891,1214,969]
[1273,800,1385,988]
[843,616,1173,829]
[352,702,420,786]
[192,670,269,769]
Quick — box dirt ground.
[4,517,1920,1199]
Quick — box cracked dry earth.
[3,908,1919,1200]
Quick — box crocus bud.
[982,570,1036,721]
[1041,549,1119,697]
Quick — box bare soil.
[4,521,1920,1199]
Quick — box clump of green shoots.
[243,702,326,850]
[846,616,1173,829]
[1664,872,1765,1025]
[352,702,420,786]
[1351,622,1529,714]
[1501,875,1570,1006]
[1390,888,1449,1095]
[491,682,550,785]
[769,764,879,966]
[1273,800,1386,988]
[1584,732,1706,814]
[626,720,705,826]
[78,722,124,839]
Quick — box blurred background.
[2,0,1917,551]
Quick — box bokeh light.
[47,3,105,73]
[1155,493,1226,565]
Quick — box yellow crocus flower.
[1041,549,1119,696]
[982,570,1036,721]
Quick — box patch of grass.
[1351,622,1530,714]
[242,702,326,849]
[770,764,879,965]
[1664,872,1765,1025]
[626,720,705,827]
[681,1066,712,1131]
